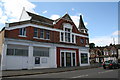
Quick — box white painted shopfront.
[1,38,89,70]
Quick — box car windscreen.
[105,60,113,63]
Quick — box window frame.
[81,53,88,64]
[40,29,44,39]
[33,28,38,38]
[19,28,26,37]
[46,30,50,40]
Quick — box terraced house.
[89,44,120,63]
[0,9,89,70]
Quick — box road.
[6,67,120,79]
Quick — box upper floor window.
[86,39,88,44]
[46,30,50,39]
[19,28,26,36]
[40,29,44,38]
[60,23,76,43]
[65,28,71,42]
[72,34,75,43]
[80,38,84,44]
[61,32,64,41]
[104,50,108,55]
[34,28,38,37]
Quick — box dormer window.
[19,28,26,36]
[60,23,76,43]
[65,28,71,42]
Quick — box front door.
[66,52,71,67]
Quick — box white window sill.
[60,41,76,44]
[33,37,50,41]
[18,35,27,37]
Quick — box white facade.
[1,38,90,70]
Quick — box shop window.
[7,48,28,56]
[81,53,88,64]
[33,50,49,57]
[7,49,14,55]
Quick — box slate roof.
[26,11,54,25]
[78,15,87,30]
[62,13,73,22]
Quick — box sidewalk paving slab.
[2,64,101,78]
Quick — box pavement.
[2,63,101,78]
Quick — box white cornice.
[5,23,88,38]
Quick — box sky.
[0,0,119,46]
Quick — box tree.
[89,43,95,49]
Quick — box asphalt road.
[6,67,120,79]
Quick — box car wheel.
[103,67,106,69]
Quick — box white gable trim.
[19,8,31,21]
[5,23,88,38]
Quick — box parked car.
[102,60,120,69]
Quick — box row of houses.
[89,44,120,63]
[0,9,90,70]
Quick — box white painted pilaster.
[88,52,90,65]
[71,53,73,66]
[1,43,7,70]
[64,52,66,67]
[28,44,33,69]
[49,46,57,68]
[79,49,81,66]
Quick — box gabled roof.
[62,13,73,22]
[78,15,87,30]
[26,11,54,25]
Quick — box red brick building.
[0,9,90,70]
[89,44,120,63]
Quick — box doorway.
[60,51,76,67]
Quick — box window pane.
[65,28,71,42]
[81,53,88,64]
[72,35,74,43]
[80,39,84,44]
[23,28,26,36]
[33,50,49,57]
[19,28,22,35]
[40,29,44,38]
[61,32,64,41]
[19,28,26,36]
[46,31,50,39]
[61,52,64,67]
[7,49,14,55]
[66,52,71,66]
[15,49,28,56]
[34,28,38,37]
